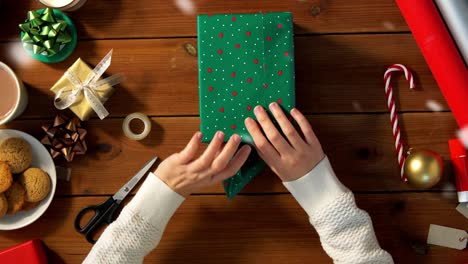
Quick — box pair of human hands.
[155,103,325,197]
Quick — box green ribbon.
[19,8,72,57]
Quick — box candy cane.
[384,64,415,182]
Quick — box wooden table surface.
[1,1,467,263]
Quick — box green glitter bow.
[19,8,72,57]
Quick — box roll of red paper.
[449,139,468,203]
[396,0,468,129]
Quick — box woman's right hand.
[244,103,325,182]
[154,131,251,197]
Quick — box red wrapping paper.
[396,0,468,128]
[449,139,468,203]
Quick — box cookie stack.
[0,137,51,218]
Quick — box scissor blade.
[113,157,158,202]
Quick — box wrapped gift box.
[50,58,113,121]
[198,12,295,198]
[0,240,47,264]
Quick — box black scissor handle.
[74,197,120,244]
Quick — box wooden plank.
[1,113,458,195]
[0,0,407,41]
[0,35,447,119]
[0,194,466,263]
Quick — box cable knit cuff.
[127,172,185,227]
[283,157,348,216]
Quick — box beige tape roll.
[122,112,152,140]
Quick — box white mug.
[37,0,88,11]
[0,62,28,125]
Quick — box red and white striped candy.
[384,64,415,182]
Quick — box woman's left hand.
[244,103,325,182]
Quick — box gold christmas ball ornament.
[404,149,443,189]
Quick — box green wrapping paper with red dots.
[198,12,295,199]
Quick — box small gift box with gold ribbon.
[50,50,123,121]
[19,8,77,63]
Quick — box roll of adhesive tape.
[122,113,152,140]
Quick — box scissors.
[74,157,158,244]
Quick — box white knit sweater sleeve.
[83,173,185,264]
[84,158,392,264]
[283,157,394,264]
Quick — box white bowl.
[0,129,56,230]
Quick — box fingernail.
[290,108,298,115]
[217,131,224,139]
[244,117,252,126]
[242,145,252,154]
[269,102,278,110]
[232,134,240,143]
[254,105,263,115]
[196,131,202,139]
